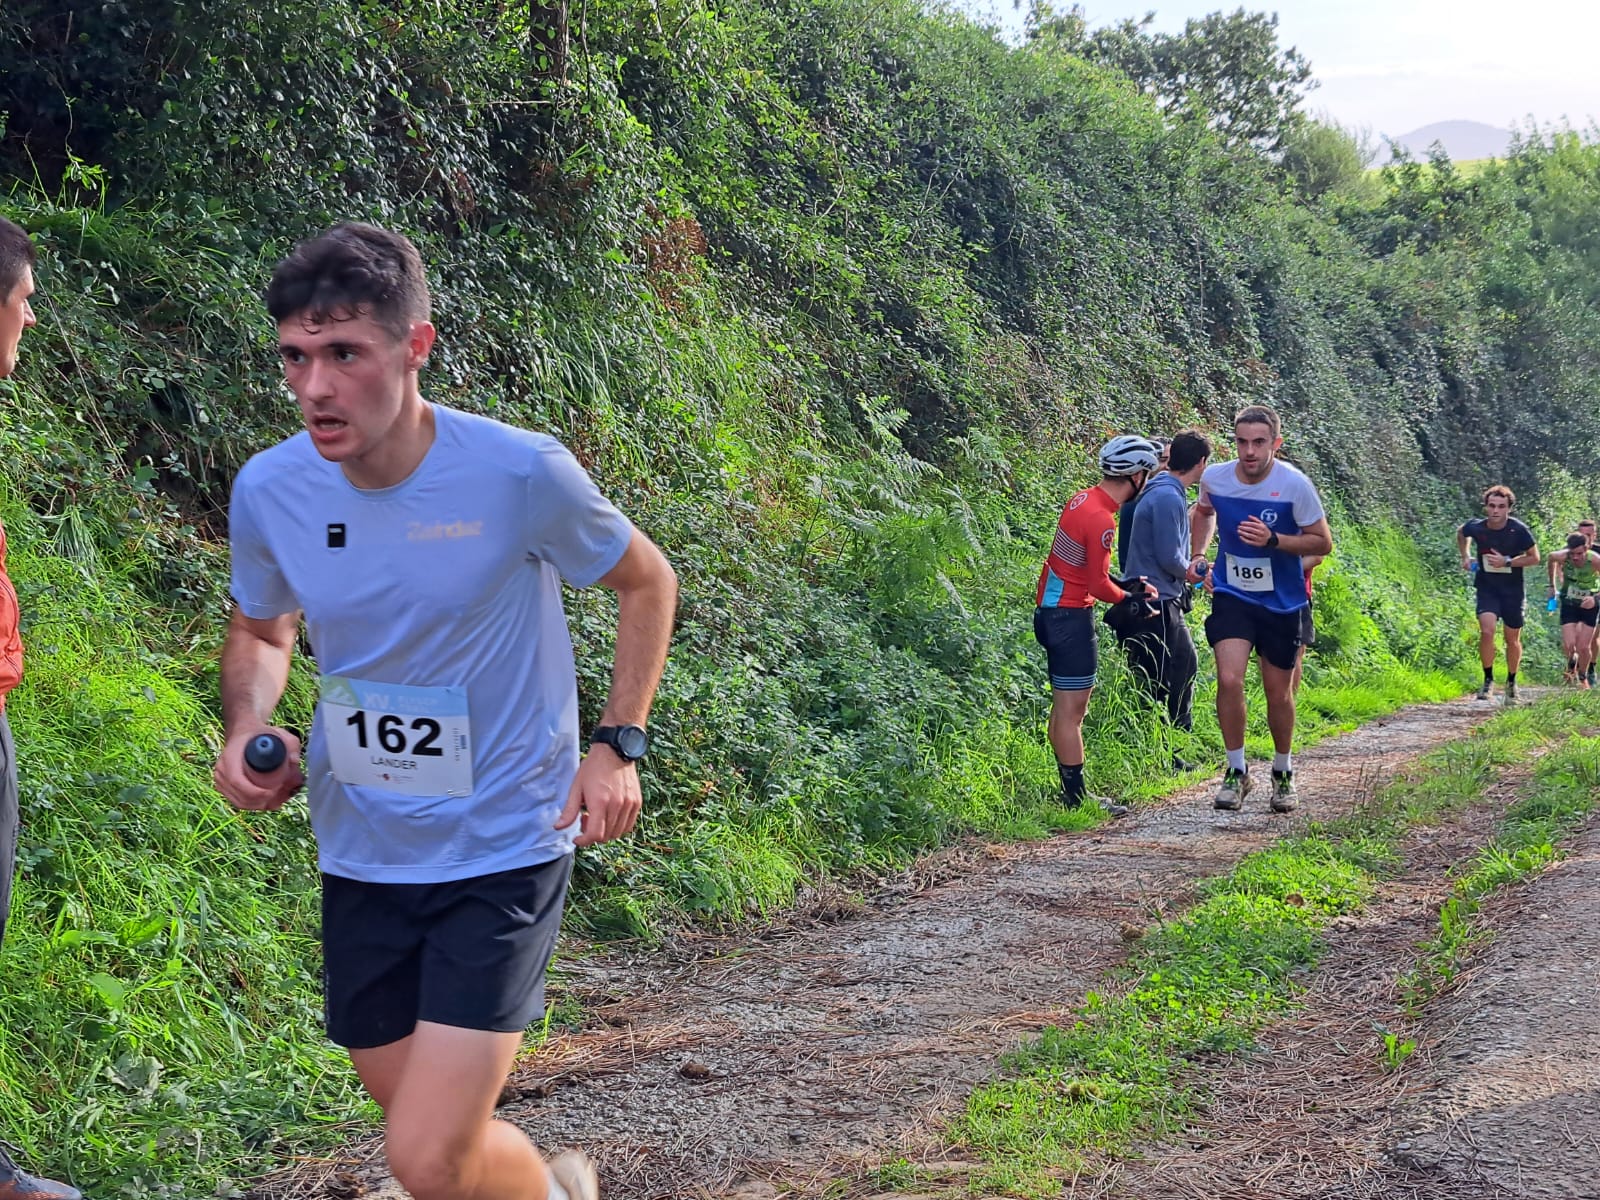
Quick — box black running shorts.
[322,855,574,1049]
[1560,598,1600,627]
[1034,605,1097,691]
[1204,591,1304,672]
[1475,587,1525,630]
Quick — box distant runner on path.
[1546,532,1600,690]
[211,223,678,1200]
[1457,486,1538,704]
[1190,404,1333,815]
[0,216,83,1200]
[1033,435,1161,818]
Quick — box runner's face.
[0,266,37,380]
[1233,421,1280,482]
[277,309,431,463]
[1581,522,1595,546]
[1483,495,1510,524]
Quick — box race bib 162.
[320,675,474,797]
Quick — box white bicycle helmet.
[1099,435,1161,478]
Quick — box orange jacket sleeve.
[0,522,23,704]
[1087,510,1128,606]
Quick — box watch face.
[616,725,649,760]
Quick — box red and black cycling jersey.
[1035,485,1128,609]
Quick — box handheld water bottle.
[1548,592,1560,614]
[243,733,288,775]
[1192,558,1209,589]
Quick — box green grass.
[1403,728,1600,1006]
[952,693,1600,1197]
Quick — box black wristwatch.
[1265,531,1281,549]
[591,724,649,763]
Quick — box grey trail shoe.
[1213,768,1252,811]
[1270,770,1298,814]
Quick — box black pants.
[1118,599,1197,731]
[0,711,16,950]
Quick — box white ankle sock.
[1273,752,1292,773]
[1226,747,1247,772]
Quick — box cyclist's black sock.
[1507,672,1517,687]
[1483,667,1494,686]
[1057,761,1085,805]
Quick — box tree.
[1280,116,1378,200]
[1028,4,1315,151]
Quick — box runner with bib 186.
[211,223,678,1200]
[1189,404,1333,815]
[1457,485,1538,704]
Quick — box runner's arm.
[214,607,304,811]
[1189,499,1216,563]
[1509,541,1540,569]
[1249,515,1331,558]
[1457,524,1471,570]
[593,527,678,726]
[1549,550,1566,590]
[558,528,677,847]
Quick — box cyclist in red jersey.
[1034,436,1160,817]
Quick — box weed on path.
[250,695,1503,1200]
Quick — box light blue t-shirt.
[229,405,634,883]
[1199,459,1325,615]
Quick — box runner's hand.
[1486,550,1508,569]
[1460,558,1472,572]
[214,726,304,812]
[1238,516,1273,547]
[1140,577,1158,601]
[1584,596,1596,610]
[557,748,642,847]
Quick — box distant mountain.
[1382,120,1512,164]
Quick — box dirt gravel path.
[1108,768,1537,1200]
[258,695,1501,1200]
[1391,814,1600,1199]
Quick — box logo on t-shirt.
[1101,529,1114,549]
[1261,509,1280,527]
[327,523,346,550]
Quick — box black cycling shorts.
[1034,605,1097,691]
[1560,598,1600,627]
[1475,587,1525,630]
[322,855,573,1050]
[1204,591,1304,672]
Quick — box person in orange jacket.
[0,214,81,1200]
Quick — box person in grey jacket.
[1117,429,1211,740]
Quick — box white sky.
[956,0,1600,138]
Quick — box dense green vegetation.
[0,0,1598,1191]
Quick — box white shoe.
[549,1149,600,1200]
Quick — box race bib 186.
[320,675,474,797]
[1482,557,1512,574]
[1227,555,1274,592]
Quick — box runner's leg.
[1259,658,1297,755]
[1047,687,1093,769]
[1505,624,1523,678]
[1477,611,1498,673]
[377,1023,550,1200]
[1213,638,1252,753]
